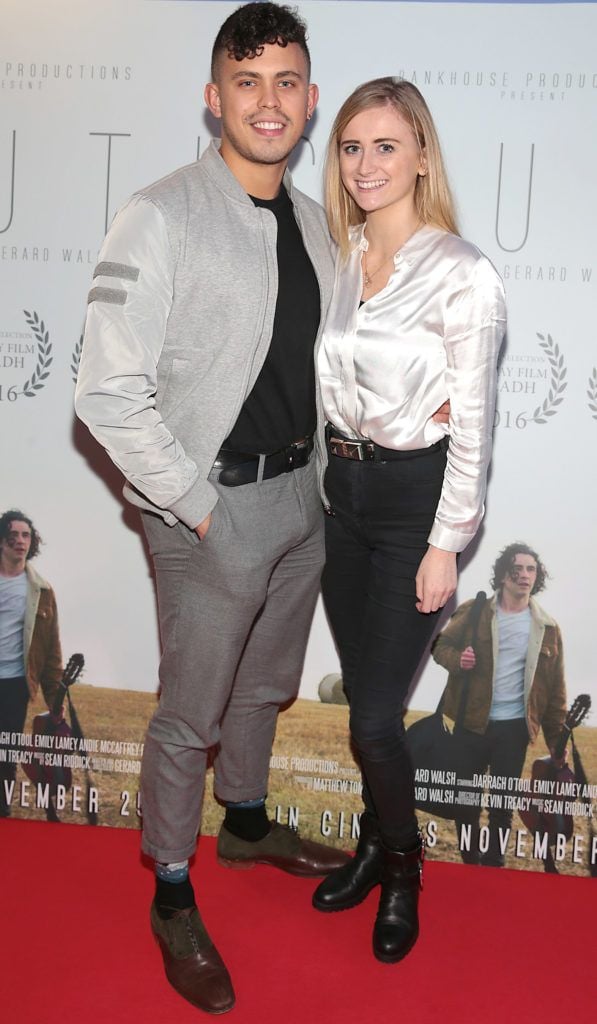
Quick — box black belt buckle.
[284,437,312,473]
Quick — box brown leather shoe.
[150,902,235,1014]
[217,821,351,877]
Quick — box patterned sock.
[154,860,194,919]
[224,797,270,842]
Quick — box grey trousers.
[140,459,325,863]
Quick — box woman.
[313,78,506,963]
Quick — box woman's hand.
[415,546,457,614]
[432,399,450,424]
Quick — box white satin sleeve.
[428,257,506,552]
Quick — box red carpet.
[1,818,594,1024]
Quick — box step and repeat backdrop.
[2,0,596,875]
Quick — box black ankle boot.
[373,834,424,963]
[312,812,383,912]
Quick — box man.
[75,3,348,1014]
[0,510,63,817]
[431,543,567,867]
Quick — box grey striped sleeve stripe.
[88,286,127,305]
[93,261,140,282]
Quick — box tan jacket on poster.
[23,563,63,709]
[431,594,567,748]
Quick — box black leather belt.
[213,436,314,487]
[326,424,448,462]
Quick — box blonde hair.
[325,77,459,259]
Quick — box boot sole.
[312,880,380,913]
[373,932,419,964]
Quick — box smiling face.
[205,42,318,194]
[338,103,426,219]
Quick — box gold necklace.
[362,221,423,288]
[362,252,394,287]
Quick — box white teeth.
[357,179,387,189]
[253,121,284,130]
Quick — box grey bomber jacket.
[75,141,334,528]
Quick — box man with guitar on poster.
[432,542,567,867]
[0,509,63,816]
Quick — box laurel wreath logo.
[529,333,567,424]
[71,334,83,383]
[21,310,52,397]
[587,368,597,421]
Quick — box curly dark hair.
[211,2,310,80]
[490,542,548,595]
[0,509,42,560]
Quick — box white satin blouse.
[318,224,506,552]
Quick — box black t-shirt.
[224,186,320,454]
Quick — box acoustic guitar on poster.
[518,693,591,842]
[22,653,97,824]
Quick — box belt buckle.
[285,436,311,472]
[330,437,367,461]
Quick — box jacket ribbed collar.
[201,139,295,207]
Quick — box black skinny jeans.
[322,440,447,849]
[454,718,529,866]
